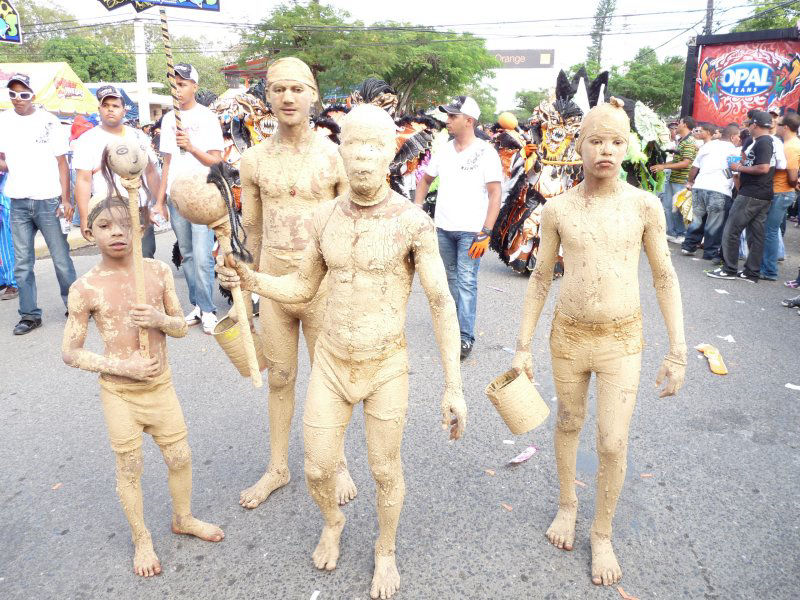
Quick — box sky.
[63,0,755,110]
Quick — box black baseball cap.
[7,73,32,91]
[174,63,199,84]
[96,85,123,102]
[750,110,772,128]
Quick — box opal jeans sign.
[719,62,773,96]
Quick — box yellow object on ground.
[695,343,728,375]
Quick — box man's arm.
[641,194,687,397]
[412,216,466,440]
[787,167,798,188]
[414,173,434,207]
[153,153,171,220]
[62,285,159,380]
[511,203,561,380]
[56,154,73,221]
[482,180,501,230]
[651,158,691,172]
[239,149,263,271]
[175,130,222,167]
[732,162,770,175]
[74,169,92,237]
[0,151,7,173]
[686,166,699,190]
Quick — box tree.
[732,0,800,32]
[514,88,549,117]
[586,0,616,68]
[148,35,229,95]
[240,1,500,114]
[609,48,685,116]
[40,36,135,82]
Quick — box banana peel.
[695,343,728,375]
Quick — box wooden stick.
[217,233,262,389]
[121,177,149,355]
[159,8,185,155]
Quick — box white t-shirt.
[425,138,502,232]
[159,104,223,193]
[0,108,69,199]
[772,135,787,170]
[692,139,738,196]
[72,125,157,207]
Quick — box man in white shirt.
[73,85,161,258]
[152,64,223,334]
[0,73,76,335]
[682,123,739,261]
[414,95,502,360]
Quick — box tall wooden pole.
[159,8,185,154]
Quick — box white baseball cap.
[174,63,199,84]
[439,95,481,121]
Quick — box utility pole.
[134,14,151,125]
[704,0,714,36]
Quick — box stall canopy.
[87,85,139,122]
[0,62,98,116]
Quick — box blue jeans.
[682,189,729,259]
[0,194,17,287]
[760,191,795,279]
[660,181,687,237]
[10,197,76,319]
[436,228,480,343]
[168,199,216,313]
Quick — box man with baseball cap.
[153,63,224,334]
[414,95,502,360]
[708,110,776,282]
[0,72,76,335]
[73,85,161,257]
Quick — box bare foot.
[239,467,290,509]
[171,515,225,542]
[370,553,401,599]
[133,533,161,577]
[590,530,622,586]
[336,464,358,506]
[312,516,345,571]
[545,503,577,550]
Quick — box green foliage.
[609,48,685,117]
[514,88,549,118]
[586,0,616,66]
[240,1,500,114]
[148,36,229,95]
[567,61,603,81]
[40,36,135,82]
[463,83,497,123]
[732,0,800,32]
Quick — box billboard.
[492,50,554,69]
[693,39,800,125]
[0,0,21,44]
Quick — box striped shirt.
[669,135,698,184]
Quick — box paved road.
[2,226,799,600]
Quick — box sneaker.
[737,271,758,283]
[784,280,800,289]
[706,267,737,280]
[185,305,201,325]
[460,339,473,361]
[758,273,777,281]
[13,317,42,335]
[665,235,680,244]
[201,311,218,334]
[680,248,696,256]
[0,286,19,300]
[781,295,800,308]
[674,236,685,244]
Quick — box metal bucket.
[212,316,267,377]
[485,369,550,435]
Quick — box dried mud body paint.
[236,56,356,509]
[512,98,687,587]
[61,196,223,577]
[218,105,466,600]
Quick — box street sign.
[0,0,21,45]
[136,0,219,10]
[492,50,555,69]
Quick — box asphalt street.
[1,225,799,600]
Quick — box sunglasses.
[8,90,33,100]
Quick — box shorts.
[99,369,188,453]
[550,310,643,386]
[303,340,409,428]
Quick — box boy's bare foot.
[133,533,161,577]
[590,530,622,586]
[370,553,401,599]
[239,467,290,509]
[312,516,345,571]
[546,503,577,550]
[336,464,357,506]
[171,515,225,542]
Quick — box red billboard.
[693,40,800,125]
